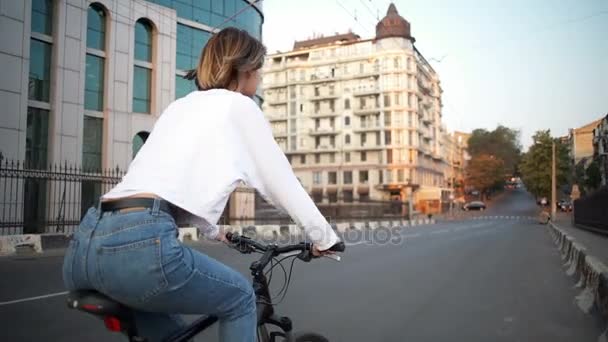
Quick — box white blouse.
[103,89,339,250]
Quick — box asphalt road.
[0,189,603,341]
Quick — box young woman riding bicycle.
[62,27,340,342]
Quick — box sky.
[260,0,608,149]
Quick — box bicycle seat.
[67,290,132,318]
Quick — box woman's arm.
[231,96,339,250]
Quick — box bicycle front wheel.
[293,332,330,342]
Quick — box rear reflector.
[104,316,122,332]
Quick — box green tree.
[468,125,522,176]
[520,130,570,199]
[466,154,505,200]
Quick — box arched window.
[344,116,350,126]
[134,19,153,113]
[345,134,351,144]
[85,3,106,112]
[132,131,150,158]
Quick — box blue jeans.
[62,200,256,342]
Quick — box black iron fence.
[574,187,608,234]
[0,160,124,235]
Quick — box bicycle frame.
[162,245,296,342]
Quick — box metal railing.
[0,160,124,235]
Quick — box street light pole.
[551,141,557,220]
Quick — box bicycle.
[66,233,346,341]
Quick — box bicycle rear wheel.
[293,332,329,342]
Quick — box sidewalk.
[552,212,608,265]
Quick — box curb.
[547,221,608,340]
[0,219,437,256]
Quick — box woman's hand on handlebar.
[311,245,336,257]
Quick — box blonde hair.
[189,27,266,91]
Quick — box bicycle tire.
[293,332,330,342]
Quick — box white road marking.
[0,291,68,306]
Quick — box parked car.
[558,199,573,212]
[463,201,486,211]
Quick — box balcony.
[349,66,381,79]
[353,106,381,116]
[309,127,340,136]
[309,74,337,84]
[353,124,382,132]
[315,144,338,151]
[264,81,288,89]
[310,110,339,118]
[417,80,432,96]
[309,93,340,101]
[266,97,288,105]
[348,142,384,151]
[273,131,288,138]
[422,116,432,125]
[353,87,381,97]
[266,114,287,122]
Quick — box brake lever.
[324,254,341,262]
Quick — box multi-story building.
[0,0,263,233]
[592,114,608,187]
[261,4,448,212]
[568,118,602,167]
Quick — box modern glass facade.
[147,0,264,99]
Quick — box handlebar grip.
[327,241,345,252]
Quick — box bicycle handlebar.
[225,232,345,262]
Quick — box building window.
[28,39,52,102]
[394,57,400,68]
[31,0,53,35]
[387,149,393,164]
[384,112,391,126]
[343,171,352,184]
[359,63,364,73]
[133,19,153,113]
[301,155,306,164]
[313,171,322,185]
[25,107,49,169]
[343,190,353,202]
[290,136,297,150]
[87,4,106,50]
[133,66,151,113]
[132,131,150,158]
[398,169,404,182]
[344,98,350,109]
[361,133,367,146]
[384,94,391,107]
[330,153,335,163]
[315,154,320,164]
[85,4,106,111]
[361,151,367,162]
[345,152,351,163]
[376,132,381,145]
[300,103,303,112]
[395,93,400,105]
[85,54,105,111]
[385,131,392,145]
[359,170,369,184]
[345,134,351,144]
[328,192,338,203]
[83,116,103,172]
[328,172,337,184]
[379,170,383,183]
[330,136,335,147]
[345,116,350,126]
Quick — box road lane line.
[0,291,68,306]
